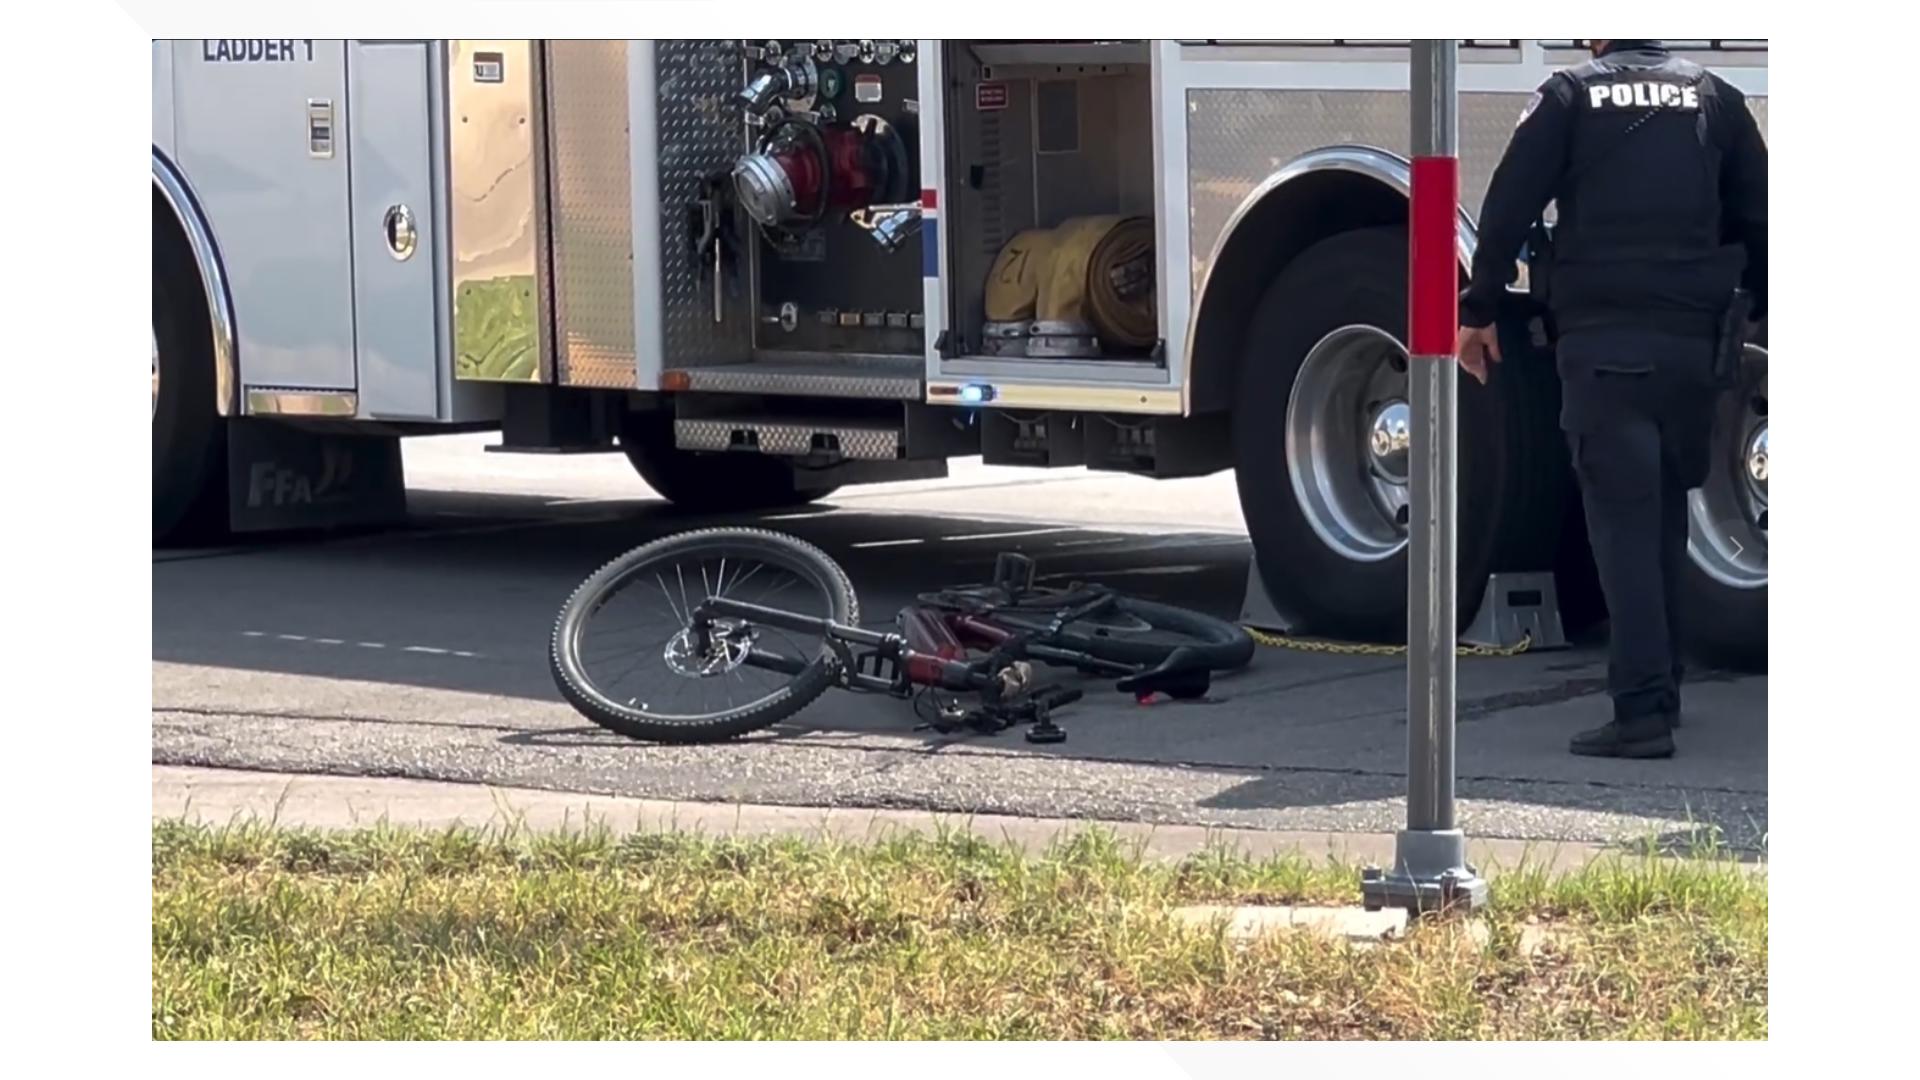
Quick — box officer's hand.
[1455,325,1502,385]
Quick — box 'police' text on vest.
[1588,82,1700,110]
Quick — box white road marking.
[938,527,1078,542]
[240,632,479,659]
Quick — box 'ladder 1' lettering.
[202,39,316,63]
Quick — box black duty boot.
[1569,716,1675,759]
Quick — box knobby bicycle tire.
[989,595,1256,672]
[549,528,859,744]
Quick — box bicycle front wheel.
[549,528,859,743]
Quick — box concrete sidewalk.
[153,765,1739,875]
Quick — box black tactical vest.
[1549,46,1747,334]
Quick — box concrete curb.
[151,764,1719,876]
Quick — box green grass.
[151,820,1767,1040]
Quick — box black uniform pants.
[1557,328,1720,727]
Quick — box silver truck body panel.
[171,39,357,394]
[155,40,1765,424]
[347,41,442,420]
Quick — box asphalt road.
[152,433,1768,851]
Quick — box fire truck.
[150,39,1768,667]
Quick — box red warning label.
[975,82,1009,111]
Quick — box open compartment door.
[924,40,1179,415]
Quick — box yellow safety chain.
[1242,625,1533,659]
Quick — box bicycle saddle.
[1114,646,1214,702]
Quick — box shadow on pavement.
[154,485,1768,846]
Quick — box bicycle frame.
[690,595,1136,698]
[692,595,977,695]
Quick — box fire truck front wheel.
[1233,225,1510,642]
[620,413,840,514]
[152,247,224,544]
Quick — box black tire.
[620,412,840,513]
[1232,225,1534,642]
[991,595,1256,672]
[549,528,858,743]
[153,222,225,545]
[1677,325,1767,672]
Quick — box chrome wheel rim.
[1284,324,1413,563]
[1687,344,1768,590]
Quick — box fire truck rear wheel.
[1677,326,1767,672]
[1233,225,1510,642]
[152,249,224,545]
[620,413,840,513]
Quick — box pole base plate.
[1360,829,1489,916]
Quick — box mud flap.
[224,419,407,533]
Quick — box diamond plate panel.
[674,420,903,460]
[1186,89,1543,290]
[546,40,638,389]
[657,40,754,367]
[673,365,924,400]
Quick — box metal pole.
[1361,39,1486,917]
[1407,40,1457,833]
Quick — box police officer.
[1456,40,1767,759]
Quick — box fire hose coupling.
[733,114,916,231]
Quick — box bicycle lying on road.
[548,528,1255,745]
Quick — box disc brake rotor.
[663,620,754,677]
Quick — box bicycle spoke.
[724,561,765,597]
[582,635,670,666]
[655,572,687,626]
[596,648,657,693]
[755,576,800,607]
[680,564,698,628]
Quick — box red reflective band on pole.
[1408,155,1459,357]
